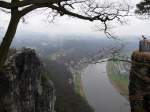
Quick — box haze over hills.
[3,32,139,57]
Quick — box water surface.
[81,62,130,112]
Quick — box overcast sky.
[1,0,150,38]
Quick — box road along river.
[81,61,131,112]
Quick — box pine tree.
[136,0,150,15]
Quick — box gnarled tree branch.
[0,0,130,67]
[0,1,11,9]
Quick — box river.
[81,62,131,112]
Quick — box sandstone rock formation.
[129,40,150,112]
[0,48,55,112]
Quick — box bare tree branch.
[1,0,130,37]
[0,1,11,9]
[0,0,131,67]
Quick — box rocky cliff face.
[0,48,55,112]
[129,40,150,112]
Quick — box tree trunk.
[0,13,20,68]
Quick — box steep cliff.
[129,40,150,112]
[0,48,55,112]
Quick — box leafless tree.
[0,0,130,68]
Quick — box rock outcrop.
[129,40,150,112]
[0,48,55,112]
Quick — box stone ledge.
[132,51,150,61]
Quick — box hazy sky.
[1,0,150,38]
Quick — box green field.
[106,60,129,98]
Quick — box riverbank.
[69,65,94,112]
[106,60,129,98]
[73,71,85,97]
